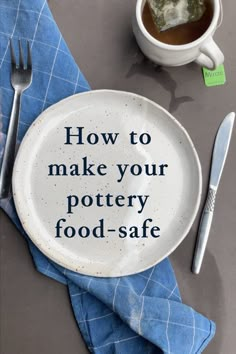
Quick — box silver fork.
[0,39,32,198]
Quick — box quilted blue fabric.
[0,1,215,353]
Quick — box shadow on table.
[171,229,225,354]
[126,49,194,114]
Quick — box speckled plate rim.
[12,89,202,277]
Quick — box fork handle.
[0,90,22,198]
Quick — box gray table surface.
[1,1,236,353]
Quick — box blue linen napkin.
[0,1,216,353]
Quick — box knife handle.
[192,188,216,274]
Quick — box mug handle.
[195,36,224,70]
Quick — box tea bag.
[147,0,206,32]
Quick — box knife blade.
[192,112,235,274]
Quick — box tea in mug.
[142,0,214,45]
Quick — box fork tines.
[10,39,32,70]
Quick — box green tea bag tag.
[202,64,226,87]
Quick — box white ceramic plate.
[13,90,202,277]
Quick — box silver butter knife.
[192,112,235,274]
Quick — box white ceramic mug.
[132,0,224,69]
